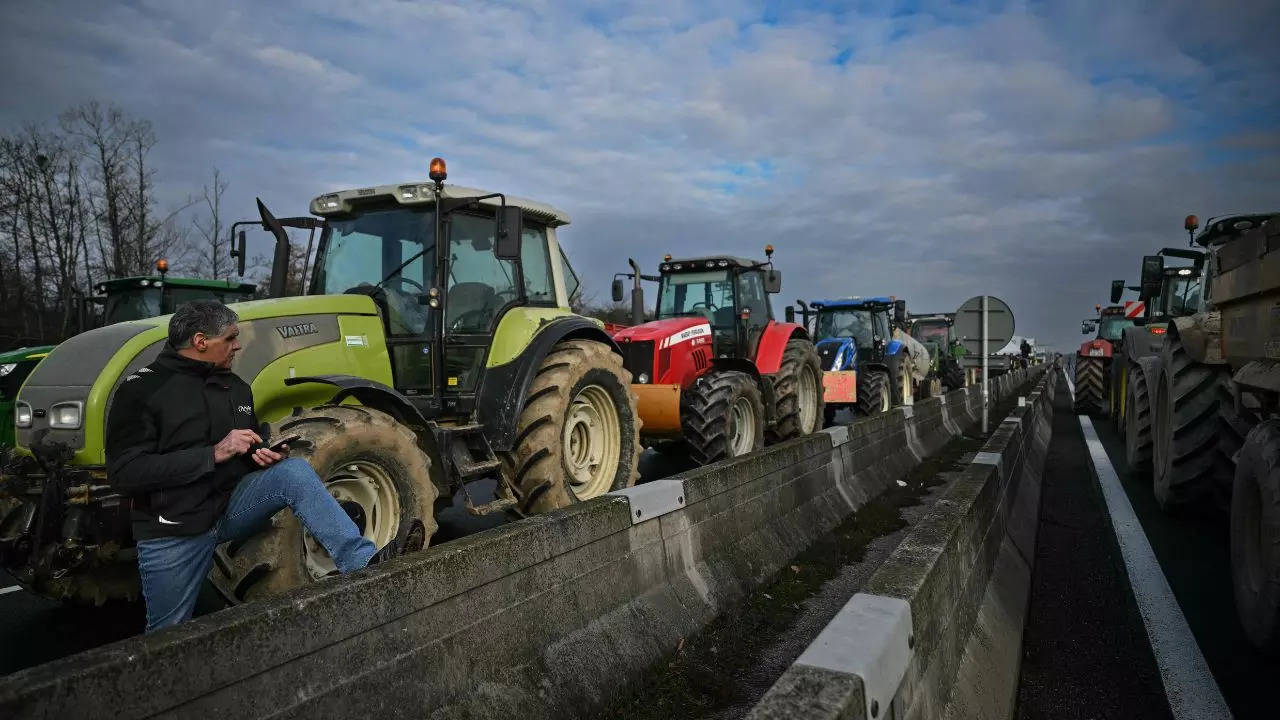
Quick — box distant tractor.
[0,266,256,449]
[1107,232,1206,472]
[1072,304,1135,415]
[909,313,967,393]
[791,297,923,425]
[1141,212,1279,653]
[611,248,823,465]
[0,158,641,605]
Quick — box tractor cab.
[91,272,257,326]
[1087,305,1134,342]
[808,297,905,372]
[650,252,780,359]
[302,158,582,417]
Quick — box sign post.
[953,295,1015,436]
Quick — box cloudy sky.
[3,0,1277,352]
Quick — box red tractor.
[1073,303,1135,414]
[610,247,824,464]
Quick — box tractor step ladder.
[442,423,503,480]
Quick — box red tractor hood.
[613,316,710,345]
[1078,338,1114,358]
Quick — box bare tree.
[192,167,229,279]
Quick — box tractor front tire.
[766,339,824,444]
[682,370,765,465]
[1230,420,1280,655]
[501,339,640,515]
[1152,336,1230,512]
[210,405,436,604]
[1073,356,1105,415]
[942,359,965,392]
[856,370,890,417]
[1125,358,1158,475]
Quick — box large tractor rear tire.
[501,339,640,515]
[210,405,436,604]
[766,339,824,443]
[1152,336,1230,512]
[1125,358,1158,475]
[856,369,890,417]
[1230,420,1280,655]
[682,370,764,465]
[1073,356,1106,415]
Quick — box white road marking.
[0,585,21,596]
[1077,415,1232,720]
[1063,366,1075,398]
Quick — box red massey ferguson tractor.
[1073,303,1135,414]
[610,247,824,465]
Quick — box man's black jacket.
[106,347,263,541]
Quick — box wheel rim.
[729,395,758,456]
[797,365,818,434]
[562,384,621,499]
[303,459,402,580]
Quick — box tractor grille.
[618,340,655,382]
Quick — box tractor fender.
[284,374,428,426]
[754,321,810,374]
[475,316,620,451]
[1119,325,1160,363]
[1233,359,1280,397]
[886,338,904,356]
[1170,312,1226,365]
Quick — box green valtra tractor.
[0,270,256,449]
[0,158,641,605]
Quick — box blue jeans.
[136,458,376,633]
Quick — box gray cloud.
[3,0,1276,353]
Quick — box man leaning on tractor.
[105,300,396,632]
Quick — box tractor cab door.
[735,269,771,359]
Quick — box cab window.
[521,225,555,304]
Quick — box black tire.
[1125,358,1157,474]
[1230,420,1280,655]
[767,339,824,443]
[1152,336,1232,512]
[682,370,764,465]
[941,358,965,392]
[1109,354,1126,423]
[210,405,436,604]
[855,369,890,417]
[501,339,640,515]
[1073,356,1105,414]
[1218,375,1257,510]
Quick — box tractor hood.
[816,337,856,371]
[16,294,381,465]
[612,316,710,345]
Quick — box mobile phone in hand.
[267,433,301,453]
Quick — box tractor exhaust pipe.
[257,198,292,298]
[627,258,646,326]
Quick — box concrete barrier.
[747,366,1054,720]
[0,367,1044,719]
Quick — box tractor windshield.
[314,207,435,336]
[657,270,734,328]
[1159,274,1202,317]
[816,308,886,349]
[104,288,162,325]
[1097,316,1134,341]
[912,322,949,343]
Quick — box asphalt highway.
[1016,373,1276,719]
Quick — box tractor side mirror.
[1110,280,1124,304]
[232,230,247,277]
[764,270,782,294]
[893,300,907,327]
[611,278,625,303]
[495,205,523,260]
[1139,255,1163,301]
[785,306,796,323]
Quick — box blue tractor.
[789,296,919,425]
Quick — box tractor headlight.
[0,363,16,377]
[49,401,83,429]
[637,373,650,384]
[15,401,32,428]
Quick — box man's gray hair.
[168,300,239,349]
